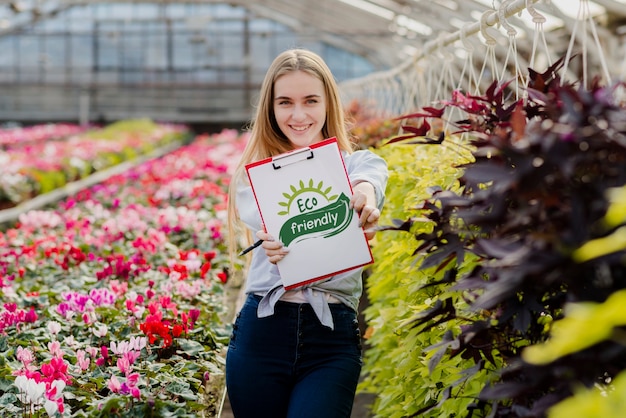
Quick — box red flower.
[172,264,188,280]
[204,251,217,261]
[172,324,183,338]
[200,262,211,278]
[217,271,228,284]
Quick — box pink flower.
[4,302,17,313]
[190,309,200,323]
[76,350,90,371]
[107,375,121,393]
[48,341,63,358]
[41,357,71,385]
[117,357,130,375]
[16,347,35,368]
[126,372,140,387]
[85,346,99,358]
[24,307,37,323]
[123,350,140,366]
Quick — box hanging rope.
[337,0,620,116]
[498,0,524,99]
[560,0,611,87]
[526,0,552,71]
[457,24,480,94]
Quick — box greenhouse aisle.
[5,2,626,417]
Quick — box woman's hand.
[351,182,380,240]
[256,230,289,264]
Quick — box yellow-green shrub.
[362,138,502,418]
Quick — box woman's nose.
[291,104,306,120]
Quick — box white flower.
[44,399,58,416]
[14,375,45,406]
[47,321,62,335]
[63,335,78,348]
[92,323,108,338]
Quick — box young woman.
[226,48,388,418]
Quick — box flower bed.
[0,120,189,209]
[0,124,90,149]
[0,129,248,417]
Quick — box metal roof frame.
[0,0,625,83]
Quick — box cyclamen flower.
[85,346,98,358]
[14,376,66,416]
[123,350,141,366]
[24,307,37,323]
[45,379,66,415]
[110,336,146,355]
[93,323,108,338]
[189,309,200,325]
[217,271,228,283]
[76,350,90,371]
[48,341,63,358]
[89,288,116,306]
[16,347,35,369]
[64,335,79,348]
[117,357,130,375]
[174,280,203,299]
[200,262,211,278]
[41,357,71,385]
[0,304,36,333]
[14,375,45,408]
[108,375,121,393]
[47,321,62,335]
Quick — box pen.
[239,239,263,256]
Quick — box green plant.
[378,57,626,417]
[363,138,481,418]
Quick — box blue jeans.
[225,294,363,418]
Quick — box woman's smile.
[273,70,327,149]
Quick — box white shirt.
[237,149,388,329]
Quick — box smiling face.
[273,70,327,149]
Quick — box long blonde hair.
[227,48,355,262]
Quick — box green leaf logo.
[276,179,352,247]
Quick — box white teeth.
[291,126,308,131]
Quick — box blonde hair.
[227,48,355,262]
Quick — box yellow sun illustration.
[277,179,338,216]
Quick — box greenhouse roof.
[1,0,626,68]
[1,0,626,125]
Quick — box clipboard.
[245,137,373,289]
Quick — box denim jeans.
[225,294,363,418]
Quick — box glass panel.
[70,35,93,68]
[172,28,194,69]
[145,28,168,70]
[97,25,121,68]
[0,37,15,82]
[43,35,66,83]
[18,36,39,67]
[221,34,244,67]
[0,1,379,116]
[0,36,15,67]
